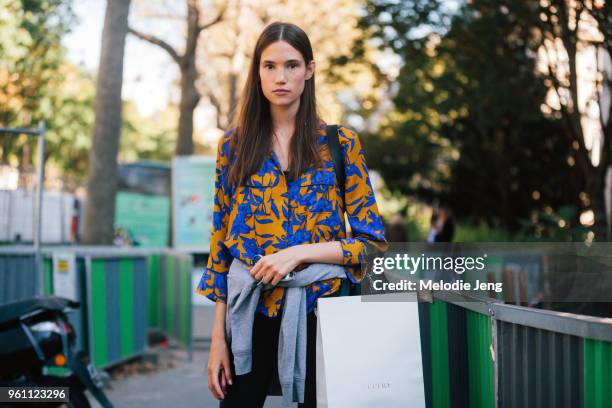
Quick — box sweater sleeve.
[337,126,388,283]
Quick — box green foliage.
[42,65,95,186]
[0,0,85,182]
[454,221,515,243]
[403,216,429,242]
[516,205,601,242]
[0,1,178,186]
[351,0,579,237]
[120,102,177,164]
[0,0,75,123]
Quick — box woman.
[196,21,387,407]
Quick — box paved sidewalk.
[88,306,291,408]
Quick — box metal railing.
[420,290,612,408]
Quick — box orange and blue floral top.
[195,124,388,317]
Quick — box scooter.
[0,296,113,407]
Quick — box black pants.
[220,310,318,408]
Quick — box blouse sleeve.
[337,126,389,283]
[195,131,234,303]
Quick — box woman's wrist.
[212,330,226,342]
[211,301,227,342]
[211,320,226,342]
[290,241,343,265]
[289,244,308,265]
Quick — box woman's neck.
[270,101,299,139]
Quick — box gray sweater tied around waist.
[226,258,346,405]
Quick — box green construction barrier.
[147,253,193,351]
[86,256,148,368]
[421,292,612,408]
[1,247,193,370]
[420,298,495,408]
[583,339,612,408]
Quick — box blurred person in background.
[428,206,455,243]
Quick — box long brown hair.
[228,21,322,187]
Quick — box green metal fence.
[0,247,193,369]
[466,309,495,408]
[419,295,496,408]
[147,252,193,357]
[584,338,612,408]
[420,291,612,408]
[85,254,148,368]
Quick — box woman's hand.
[208,302,231,400]
[207,334,232,400]
[250,246,303,286]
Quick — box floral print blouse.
[195,124,388,317]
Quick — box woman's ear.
[306,60,315,80]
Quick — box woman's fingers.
[207,369,213,396]
[208,365,224,400]
[250,256,288,286]
[250,260,261,279]
[220,367,227,394]
[252,265,264,281]
[263,264,284,285]
[271,272,284,286]
[260,267,275,284]
[252,259,270,282]
[251,259,271,281]
[222,358,233,386]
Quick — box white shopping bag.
[316,294,426,408]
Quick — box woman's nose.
[276,68,286,83]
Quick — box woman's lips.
[273,90,290,95]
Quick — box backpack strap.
[326,124,345,199]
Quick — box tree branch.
[199,4,227,32]
[541,32,592,176]
[128,27,182,64]
[183,0,227,60]
[206,90,223,129]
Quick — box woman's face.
[259,40,314,109]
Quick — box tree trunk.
[128,1,225,155]
[588,165,608,238]
[227,71,238,127]
[83,0,131,245]
[176,55,199,156]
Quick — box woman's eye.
[289,64,298,69]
